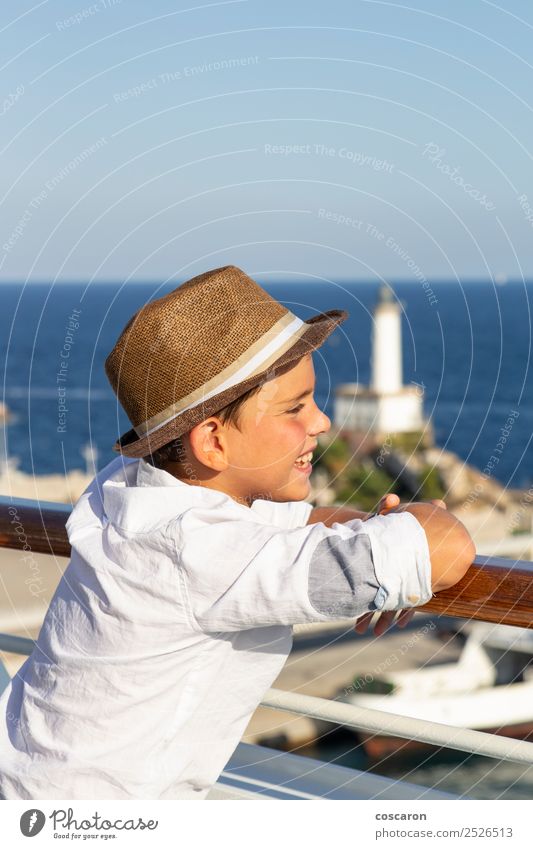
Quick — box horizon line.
[0,277,528,286]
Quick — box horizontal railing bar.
[421,554,533,629]
[0,633,35,655]
[261,688,533,765]
[0,495,72,513]
[0,496,72,557]
[2,497,533,627]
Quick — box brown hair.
[143,382,262,469]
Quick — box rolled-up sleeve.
[342,512,432,611]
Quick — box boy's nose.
[310,406,331,436]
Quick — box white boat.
[340,622,533,758]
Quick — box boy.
[0,265,474,800]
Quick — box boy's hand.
[354,608,415,636]
[374,492,400,516]
[356,495,448,636]
[365,494,447,521]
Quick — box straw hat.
[105,265,348,458]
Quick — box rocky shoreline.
[309,431,533,551]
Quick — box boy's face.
[223,353,331,503]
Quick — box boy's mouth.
[293,450,313,473]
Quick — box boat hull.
[359,721,533,760]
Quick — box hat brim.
[112,308,348,458]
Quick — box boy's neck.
[161,461,254,508]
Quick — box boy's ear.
[188,418,229,471]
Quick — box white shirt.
[0,456,431,800]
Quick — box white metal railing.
[0,634,35,655]
[3,634,533,766]
[260,688,533,765]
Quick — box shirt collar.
[102,457,253,531]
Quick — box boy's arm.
[308,505,369,524]
[179,506,434,632]
[307,493,406,525]
[308,501,475,595]
[308,498,408,635]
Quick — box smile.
[293,451,313,472]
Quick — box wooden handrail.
[0,496,71,558]
[1,496,533,629]
[422,555,533,629]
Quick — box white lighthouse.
[371,286,402,394]
[334,285,426,435]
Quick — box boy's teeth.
[295,452,313,465]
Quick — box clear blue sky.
[1,0,533,283]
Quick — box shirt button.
[374,587,387,610]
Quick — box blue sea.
[1,279,533,486]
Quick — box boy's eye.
[286,403,305,414]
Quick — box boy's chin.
[279,477,312,502]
